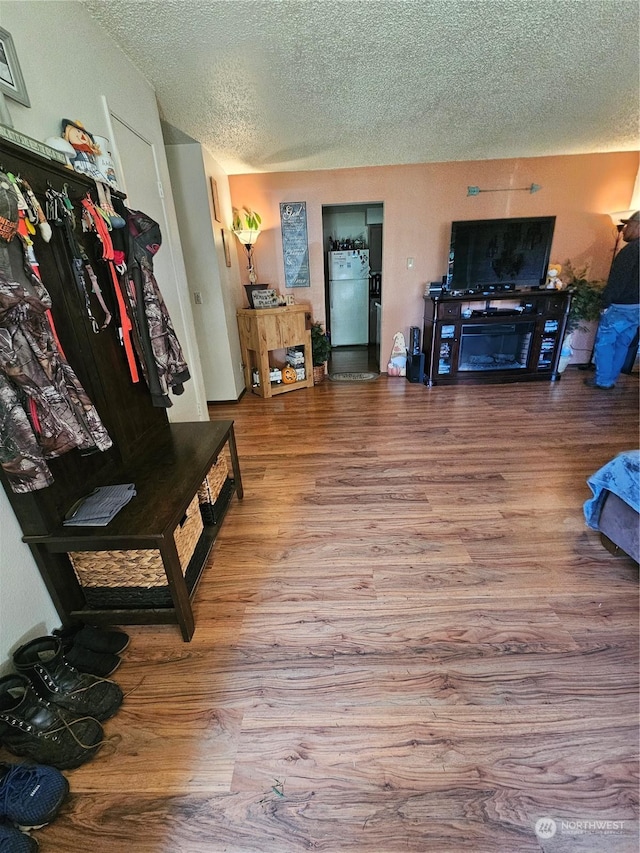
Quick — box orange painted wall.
[229,152,638,355]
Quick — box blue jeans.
[593,303,640,386]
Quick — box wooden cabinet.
[423,290,572,386]
[237,305,314,397]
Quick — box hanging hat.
[0,173,19,244]
[620,211,640,224]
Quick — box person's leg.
[592,309,618,386]
[608,310,640,383]
[593,305,640,387]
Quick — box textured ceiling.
[82,0,639,175]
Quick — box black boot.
[0,673,104,769]
[13,637,123,722]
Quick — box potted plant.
[310,321,331,384]
[563,261,606,366]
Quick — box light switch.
[407,258,414,269]
[193,292,203,304]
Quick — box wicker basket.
[69,493,203,608]
[198,455,231,524]
[198,455,228,505]
[313,364,326,384]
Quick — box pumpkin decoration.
[281,365,298,384]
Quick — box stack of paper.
[63,484,137,526]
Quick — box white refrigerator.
[328,250,370,346]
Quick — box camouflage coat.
[0,270,112,493]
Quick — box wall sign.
[251,288,279,308]
[280,201,310,288]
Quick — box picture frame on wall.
[210,177,221,222]
[0,27,30,107]
[221,229,232,267]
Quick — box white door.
[102,102,203,420]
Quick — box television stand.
[422,289,571,386]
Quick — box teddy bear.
[545,263,563,290]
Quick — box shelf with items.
[237,305,314,398]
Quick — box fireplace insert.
[458,321,535,372]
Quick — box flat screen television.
[447,216,556,291]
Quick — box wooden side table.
[237,305,314,397]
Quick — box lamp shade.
[608,209,636,226]
[233,228,261,246]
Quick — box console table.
[237,304,314,397]
[423,289,571,386]
[23,421,243,641]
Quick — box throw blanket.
[583,450,640,529]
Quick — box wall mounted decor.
[280,201,310,288]
[0,27,30,107]
[210,177,221,222]
[467,183,541,196]
[221,228,231,266]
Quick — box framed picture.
[0,28,30,107]
[210,177,221,222]
[221,229,231,267]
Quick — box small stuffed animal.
[545,263,563,289]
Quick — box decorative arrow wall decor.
[467,183,541,196]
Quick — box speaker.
[406,352,425,383]
[409,326,421,355]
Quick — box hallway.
[328,344,380,375]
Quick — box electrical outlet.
[407,257,414,270]
[193,292,203,304]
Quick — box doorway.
[321,203,383,374]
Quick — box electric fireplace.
[458,321,534,372]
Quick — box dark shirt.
[602,238,640,306]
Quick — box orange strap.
[109,261,139,383]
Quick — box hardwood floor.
[17,369,640,852]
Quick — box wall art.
[280,201,310,288]
[0,27,30,107]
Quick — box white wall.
[0,1,218,667]
[165,142,245,400]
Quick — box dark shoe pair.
[0,673,103,770]
[52,624,129,678]
[0,636,123,769]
